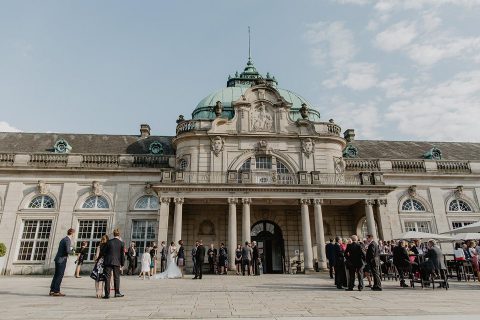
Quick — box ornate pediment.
[250,102,274,132]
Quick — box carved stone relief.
[250,102,273,132]
[210,136,225,157]
[301,138,315,158]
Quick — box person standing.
[177,240,185,277]
[150,243,157,276]
[139,245,151,280]
[235,244,242,275]
[325,239,335,279]
[194,240,205,279]
[366,234,382,291]
[241,241,253,276]
[218,243,228,275]
[393,240,411,288]
[207,243,217,274]
[92,235,108,298]
[333,236,346,289]
[192,241,198,275]
[50,228,75,296]
[345,235,365,291]
[160,241,167,272]
[126,242,136,275]
[74,241,88,278]
[252,241,260,276]
[103,229,125,299]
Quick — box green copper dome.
[192,59,321,122]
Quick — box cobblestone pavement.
[0,273,478,320]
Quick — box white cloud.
[375,21,418,51]
[342,63,378,90]
[0,121,21,132]
[378,74,408,98]
[385,70,480,141]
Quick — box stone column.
[365,199,378,241]
[242,198,252,243]
[300,198,314,271]
[157,197,171,244]
[172,197,184,243]
[228,197,238,271]
[313,198,327,270]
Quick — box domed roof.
[192,59,320,122]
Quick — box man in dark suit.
[420,239,446,281]
[252,241,260,275]
[393,240,411,288]
[194,240,206,279]
[50,228,75,296]
[325,239,335,279]
[126,242,136,275]
[366,234,382,291]
[333,237,346,289]
[345,235,365,291]
[103,229,125,298]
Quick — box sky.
[1,0,480,142]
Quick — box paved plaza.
[0,273,478,320]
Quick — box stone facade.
[0,60,479,275]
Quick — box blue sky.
[1,0,479,141]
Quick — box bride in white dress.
[154,242,183,279]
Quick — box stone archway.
[251,220,285,274]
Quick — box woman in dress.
[218,243,228,275]
[140,245,152,280]
[150,243,157,277]
[235,244,242,275]
[91,235,108,298]
[154,241,182,279]
[75,241,88,278]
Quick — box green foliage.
[0,243,6,257]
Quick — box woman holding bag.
[91,235,109,298]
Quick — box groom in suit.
[49,228,75,296]
[103,229,125,299]
[194,240,205,279]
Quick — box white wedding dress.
[154,245,182,279]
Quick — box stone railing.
[436,160,471,173]
[29,153,68,167]
[0,153,15,166]
[312,122,342,136]
[345,159,380,171]
[176,120,198,135]
[391,160,426,173]
[132,155,170,168]
[172,171,365,186]
[81,154,120,168]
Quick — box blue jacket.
[54,236,72,263]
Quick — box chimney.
[140,124,151,138]
[343,129,355,142]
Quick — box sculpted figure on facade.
[251,102,273,132]
[210,136,225,157]
[301,138,315,158]
[37,180,48,194]
[214,101,223,118]
[91,181,103,196]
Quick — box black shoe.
[336,286,343,289]
[400,282,408,288]
[199,277,202,279]
[345,288,354,291]
[102,296,110,299]
[192,277,198,280]
[358,287,363,291]
[371,287,382,291]
[114,293,124,298]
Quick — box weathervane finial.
[248,26,251,63]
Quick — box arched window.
[449,199,472,212]
[82,196,109,209]
[276,161,290,174]
[134,195,159,210]
[239,159,251,172]
[28,195,55,209]
[401,198,426,212]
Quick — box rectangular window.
[77,220,108,261]
[452,221,473,229]
[404,221,431,233]
[17,220,53,261]
[131,220,157,255]
[255,156,272,170]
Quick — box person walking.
[194,240,205,279]
[103,229,125,299]
[49,228,75,296]
[325,239,335,279]
[345,235,365,291]
[74,241,88,278]
[91,235,108,298]
[366,234,382,291]
[242,241,253,276]
[126,242,136,275]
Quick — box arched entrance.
[251,220,285,274]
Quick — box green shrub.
[0,243,6,257]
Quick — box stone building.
[0,58,479,275]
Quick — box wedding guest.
[194,240,205,279]
[345,235,365,291]
[208,243,217,274]
[75,241,88,278]
[177,240,185,277]
[252,241,260,276]
[49,228,75,297]
[192,241,198,275]
[325,239,335,279]
[366,234,382,291]
[103,228,125,299]
[235,244,242,275]
[160,241,167,272]
[126,242,136,275]
[218,243,228,275]
[468,241,479,281]
[92,235,109,298]
[140,245,151,280]
[242,241,253,276]
[334,236,347,289]
[150,243,157,276]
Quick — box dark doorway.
[251,221,285,274]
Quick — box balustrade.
[436,160,471,173]
[391,160,426,173]
[345,159,380,171]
